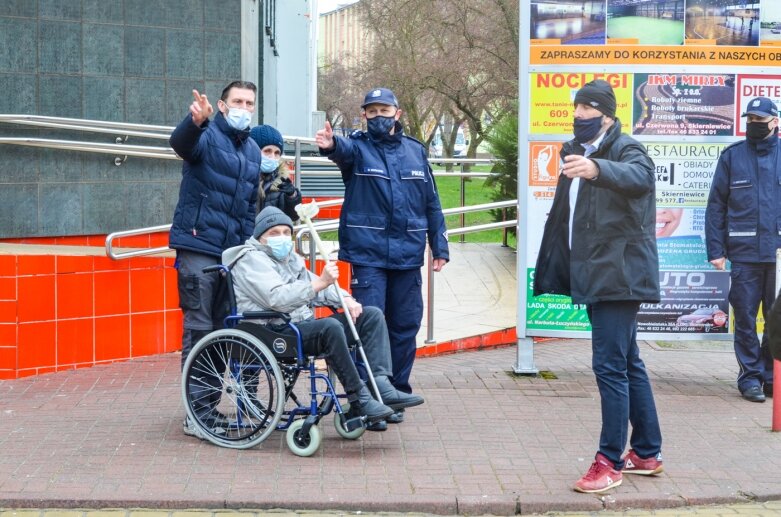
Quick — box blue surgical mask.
[366,115,395,138]
[260,155,280,173]
[266,235,293,260]
[573,116,604,144]
[225,107,252,130]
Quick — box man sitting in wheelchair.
[222,206,424,427]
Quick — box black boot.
[349,385,394,423]
[374,376,424,410]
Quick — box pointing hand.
[315,121,335,151]
[190,89,213,127]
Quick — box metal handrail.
[104,198,346,260]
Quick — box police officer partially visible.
[315,87,449,430]
[705,96,779,403]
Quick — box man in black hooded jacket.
[533,79,663,494]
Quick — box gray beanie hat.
[254,206,293,238]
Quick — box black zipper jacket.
[533,119,661,305]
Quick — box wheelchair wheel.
[182,329,286,449]
[333,402,365,440]
[286,418,322,457]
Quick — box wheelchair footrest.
[342,415,364,432]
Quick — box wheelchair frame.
[181,264,366,456]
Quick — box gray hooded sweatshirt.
[222,237,347,324]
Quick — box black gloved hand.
[278,178,298,197]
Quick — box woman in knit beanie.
[249,124,302,221]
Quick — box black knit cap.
[573,79,616,118]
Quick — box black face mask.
[366,115,395,138]
[573,116,604,144]
[746,121,773,142]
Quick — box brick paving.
[1,339,780,515]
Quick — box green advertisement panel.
[525,269,590,332]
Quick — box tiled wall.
[0,229,353,380]
[0,232,181,379]
[0,0,244,239]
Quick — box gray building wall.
[0,0,246,238]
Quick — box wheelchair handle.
[202,264,229,274]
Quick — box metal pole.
[294,138,302,190]
[513,0,538,375]
[773,249,780,431]
[502,207,509,248]
[425,248,436,344]
[459,165,466,244]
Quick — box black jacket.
[766,296,781,361]
[533,119,661,305]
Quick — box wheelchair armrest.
[242,310,291,323]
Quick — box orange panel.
[56,273,94,320]
[18,255,55,276]
[57,255,94,274]
[0,301,16,323]
[0,276,16,300]
[87,235,106,247]
[129,256,163,269]
[130,312,165,357]
[93,255,130,272]
[0,346,15,370]
[164,266,179,309]
[18,321,56,369]
[130,268,165,313]
[95,315,130,362]
[0,324,16,346]
[0,370,17,380]
[57,318,94,366]
[0,255,16,276]
[94,270,130,317]
[18,275,55,322]
[165,310,182,353]
[116,235,150,248]
[149,232,170,247]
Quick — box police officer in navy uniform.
[315,87,449,429]
[706,96,779,403]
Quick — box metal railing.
[292,199,518,344]
[3,114,515,344]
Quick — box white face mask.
[225,106,252,130]
[265,235,293,260]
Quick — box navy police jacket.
[169,112,260,258]
[322,123,449,269]
[705,133,781,264]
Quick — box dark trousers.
[350,265,423,394]
[288,308,390,397]
[587,301,662,468]
[729,262,776,391]
[175,249,220,369]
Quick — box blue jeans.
[729,262,776,392]
[350,265,423,393]
[588,301,662,468]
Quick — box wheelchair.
[181,264,369,456]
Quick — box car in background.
[429,128,467,163]
[676,307,728,332]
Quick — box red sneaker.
[622,449,664,475]
[573,453,622,493]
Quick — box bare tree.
[317,56,364,135]
[352,0,519,162]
